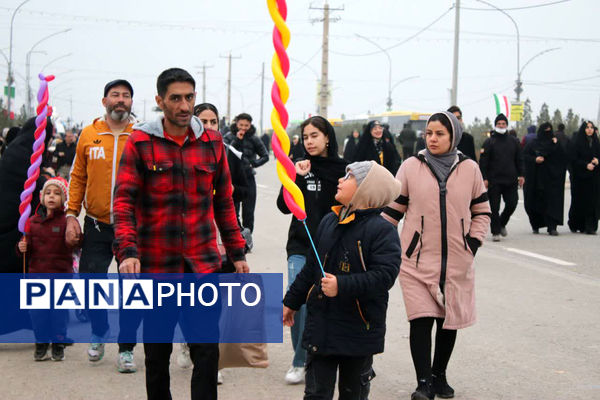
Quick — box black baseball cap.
[104,79,134,98]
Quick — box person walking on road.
[53,130,77,179]
[523,123,567,235]
[290,134,305,162]
[447,106,476,161]
[283,160,402,400]
[399,122,418,159]
[567,121,600,234]
[277,116,347,385]
[17,177,75,362]
[113,68,249,400]
[353,120,401,175]
[383,111,491,400]
[479,113,524,242]
[223,113,269,235]
[65,79,140,372]
[343,129,360,161]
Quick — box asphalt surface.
[1,159,598,400]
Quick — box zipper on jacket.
[421,155,463,298]
[416,216,424,268]
[355,299,370,330]
[357,241,367,271]
[306,284,315,303]
[461,218,468,250]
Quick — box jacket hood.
[230,123,257,138]
[133,115,204,139]
[349,161,402,212]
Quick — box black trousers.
[144,343,219,400]
[304,353,375,400]
[409,317,457,382]
[30,309,68,343]
[79,216,139,352]
[143,281,220,400]
[488,182,519,235]
[235,173,257,232]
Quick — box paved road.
[1,159,598,399]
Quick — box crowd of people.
[0,65,598,400]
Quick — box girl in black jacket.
[283,161,402,400]
[277,116,347,384]
[568,121,600,234]
[352,120,401,175]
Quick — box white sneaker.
[117,350,137,373]
[217,371,224,385]
[88,342,105,362]
[177,343,192,369]
[492,235,501,242]
[285,366,305,384]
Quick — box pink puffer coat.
[383,153,491,329]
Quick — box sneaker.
[242,228,253,252]
[117,350,137,373]
[34,343,50,361]
[532,228,539,234]
[433,373,455,398]
[285,366,305,384]
[548,229,559,236]
[492,235,501,242]
[177,343,192,369]
[500,226,508,237]
[51,343,65,361]
[88,342,105,362]
[217,371,224,385]
[411,379,434,400]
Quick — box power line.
[462,0,571,11]
[331,6,454,57]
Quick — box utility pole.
[450,0,460,106]
[260,62,265,136]
[7,0,31,124]
[310,1,343,118]
[219,52,241,124]
[196,63,214,103]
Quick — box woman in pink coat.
[383,111,491,400]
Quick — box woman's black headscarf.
[299,115,346,184]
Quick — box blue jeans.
[287,254,307,368]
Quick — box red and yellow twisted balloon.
[267,0,306,221]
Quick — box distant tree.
[536,103,551,125]
[551,109,563,129]
[565,108,581,136]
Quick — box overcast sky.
[2,0,599,130]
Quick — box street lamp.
[26,28,72,115]
[391,75,420,105]
[355,34,393,112]
[516,47,560,102]
[41,53,72,73]
[475,0,521,99]
[7,0,31,124]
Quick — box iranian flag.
[493,94,510,119]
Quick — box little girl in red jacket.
[18,176,76,362]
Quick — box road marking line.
[504,247,576,266]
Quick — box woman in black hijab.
[352,120,401,175]
[523,122,567,235]
[567,121,600,234]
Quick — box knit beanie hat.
[40,176,68,206]
[494,113,508,126]
[346,161,374,187]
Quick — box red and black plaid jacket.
[113,116,246,273]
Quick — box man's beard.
[107,104,131,122]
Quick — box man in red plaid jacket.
[113,68,249,400]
